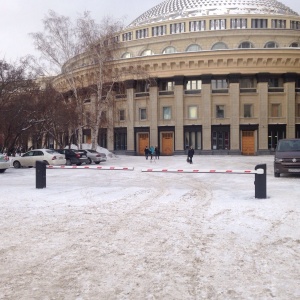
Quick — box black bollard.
[36,161,46,189]
[254,164,267,199]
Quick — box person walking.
[187,146,194,164]
[149,145,154,160]
[144,146,149,160]
[154,145,160,159]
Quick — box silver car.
[12,149,66,168]
[81,149,107,164]
[0,153,10,173]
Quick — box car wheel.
[274,172,280,177]
[95,162,100,164]
[88,158,92,164]
[13,161,21,168]
[43,160,49,165]
[0,169,6,173]
[66,159,71,166]
[76,163,82,166]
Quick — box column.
[201,75,212,152]
[229,74,241,154]
[257,73,269,153]
[149,79,159,147]
[284,73,296,138]
[125,80,135,155]
[174,76,184,154]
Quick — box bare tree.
[76,13,124,149]
[0,59,39,154]
[30,10,125,150]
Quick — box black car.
[55,149,90,166]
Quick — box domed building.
[54,0,300,156]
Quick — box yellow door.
[162,132,173,155]
[139,133,149,155]
[242,131,255,155]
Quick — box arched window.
[264,41,279,48]
[163,46,176,54]
[211,42,228,50]
[141,49,154,56]
[289,42,300,48]
[121,52,132,59]
[238,41,254,49]
[186,44,201,52]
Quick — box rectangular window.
[210,19,226,30]
[139,108,147,120]
[268,78,283,88]
[186,80,202,90]
[290,21,300,30]
[122,32,132,41]
[189,20,206,31]
[119,110,125,121]
[188,106,198,119]
[212,79,228,90]
[136,81,149,93]
[240,78,256,88]
[230,18,247,29]
[136,28,149,39]
[163,107,172,120]
[271,19,286,28]
[216,105,225,118]
[244,104,253,118]
[170,22,185,34]
[152,25,167,36]
[251,19,267,28]
[268,78,284,92]
[160,81,174,91]
[271,104,281,117]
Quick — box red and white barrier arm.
[141,168,264,174]
[47,165,134,171]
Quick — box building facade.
[53,0,300,155]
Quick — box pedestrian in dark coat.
[187,147,194,164]
[154,146,160,159]
[144,146,149,160]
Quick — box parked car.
[80,149,107,164]
[12,149,66,168]
[55,149,90,166]
[0,153,10,173]
[274,138,300,177]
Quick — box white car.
[0,153,10,173]
[12,149,66,168]
[81,149,107,164]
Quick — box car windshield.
[278,140,300,151]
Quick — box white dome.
[128,0,298,27]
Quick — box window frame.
[216,105,225,119]
[139,108,147,121]
[188,106,198,119]
[163,107,172,120]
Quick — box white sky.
[0,0,299,62]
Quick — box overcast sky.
[0,0,299,62]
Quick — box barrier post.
[36,161,46,189]
[254,164,266,199]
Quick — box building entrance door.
[242,131,255,155]
[138,133,149,155]
[162,132,173,155]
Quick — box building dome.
[128,0,298,27]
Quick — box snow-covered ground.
[0,154,299,299]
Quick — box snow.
[0,154,299,299]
